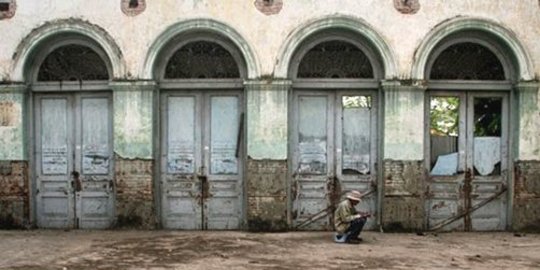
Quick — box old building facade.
[0,0,539,231]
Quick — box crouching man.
[333,190,370,244]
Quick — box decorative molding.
[254,0,283,16]
[121,0,146,17]
[0,0,16,20]
[275,15,397,80]
[142,19,261,80]
[394,0,420,15]
[411,17,535,81]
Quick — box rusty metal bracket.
[428,185,508,232]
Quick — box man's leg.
[345,217,366,242]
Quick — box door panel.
[35,93,114,229]
[291,91,378,230]
[427,93,466,231]
[205,94,243,230]
[77,95,114,229]
[426,92,508,231]
[161,94,203,229]
[161,92,243,230]
[292,93,333,230]
[336,93,378,230]
[468,94,507,230]
[36,96,74,228]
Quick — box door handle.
[71,171,82,192]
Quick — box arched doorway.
[29,37,115,229]
[424,33,516,231]
[155,33,247,230]
[288,30,383,230]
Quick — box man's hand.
[355,212,371,219]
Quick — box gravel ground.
[0,230,539,270]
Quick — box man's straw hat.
[346,190,362,201]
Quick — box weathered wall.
[114,157,155,229]
[112,82,154,159]
[382,160,425,231]
[383,83,425,160]
[1,0,540,231]
[246,158,288,231]
[245,80,289,230]
[246,81,288,160]
[0,87,25,160]
[0,161,28,229]
[513,161,540,232]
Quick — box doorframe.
[29,82,114,228]
[423,86,514,230]
[287,84,381,229]
[155,81,247,229]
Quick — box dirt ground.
[0,230,539,270]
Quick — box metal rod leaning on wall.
[294,189,377,230]
[428,186,508,232]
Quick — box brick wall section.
[513,161,540,232]
[247,158,288,231]
[382,160,425,231]
[115,156,155,229]
[0,161,28,228]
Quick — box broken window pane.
[342,96,371,175]
[430,97,459,175]
[164,41,240,79]
[473,97,502,176]
[210,96,239,175]
[167,97,196,174]
[82,98,110,175]
[297,41,373,78]
[298,96,327,174]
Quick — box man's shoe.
[346,239,361,244]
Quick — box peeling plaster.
[0,92,24,160]
[113,87,153,159]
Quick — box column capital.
[380,80,427,91]
[109,80,157,91]
[0,83,27,93]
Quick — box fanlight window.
[297,41,373,79]
[164,41,240,79]
[37,45,109,81]
[429,42,505,80]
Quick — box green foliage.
[430,97,459,136]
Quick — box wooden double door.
[34,93,114,229]
[290,90,378,230]
[426,91,509,231]
[160,91,244,230]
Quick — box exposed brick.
[384,160,424,196]
[114,156,155,229]
[246,158,288,231]
[382,197,424,232]
[0,161,29,228]
[513,161,540,232]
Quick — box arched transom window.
[37,44,109,81]
[164,41,240,79]
[429,42,505,81]
[297,40,374,79]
